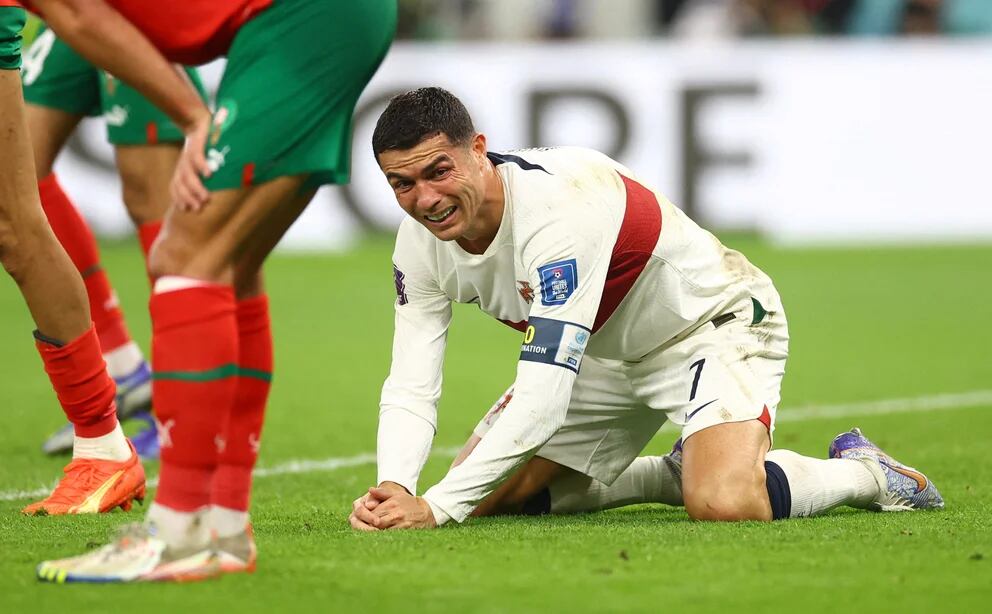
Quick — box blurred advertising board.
[56,41,992,248]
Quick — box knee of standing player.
[0,218,45,285]
[147,232,190,280]
[119,169,167,226]
[0,218,19,281]
[684,468,770,522]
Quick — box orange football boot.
[23,440,146,515]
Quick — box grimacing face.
[379,133,491,243]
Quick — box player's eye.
[393,180,413,193]
[433,167,450,179]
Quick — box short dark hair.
[372,87,475,160]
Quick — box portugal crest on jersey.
[537,259,578,306]
[517,281,535,304]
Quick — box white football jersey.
[378,146,782,523]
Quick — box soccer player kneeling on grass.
[349,87,944,531]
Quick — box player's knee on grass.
[681,421,773,521]
[683,464,771,522]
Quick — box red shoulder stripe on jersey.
[592,174,662,333]
[0,1,23,8]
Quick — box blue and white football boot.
[829,427,944,512]
[41,361,159,460]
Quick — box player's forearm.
[376,407,435,495]
[422,364,573,524]
[33,0,208,133]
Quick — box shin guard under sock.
[151,282,238,512]
[35,325,118,438]
[213,295,273,512]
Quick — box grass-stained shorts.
[204,0,396,191]
[0,6,25,71]
[20,27,205,145]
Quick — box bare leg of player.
[27,106,164,458]
[681,420,905,521]
[1,70,142,516]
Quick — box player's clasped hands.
[349,482,438,531]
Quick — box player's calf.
[471,456,566,517]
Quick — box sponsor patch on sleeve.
[537,259,578,306]
[519,316,591,373]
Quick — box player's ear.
[470,133,487,159]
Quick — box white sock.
[73,422,132,461]
[103,341,144,380]
[147,502,211,550]
[210,506,250,539]
[765,449,880,517]
[550,456,683,514]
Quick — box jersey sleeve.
[376,223,452,495]
[422,162,624,523]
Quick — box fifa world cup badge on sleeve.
[538,259,578,306]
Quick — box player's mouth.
[425,206,457,225]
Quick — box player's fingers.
[178,180,200,212]
[372,500,398,518]
[349,512,378,532]
[368,486,397,500]
[171,176,193,212]
[181,158,210,208]
[353,504,381,528]
[352,496,366,513]
[171,161,193,209]
[175,162,208,211]
[190,142,212,179]
[383,516,412,530]
[353,494,381,512]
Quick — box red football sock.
[213,295,273,511]
[137,221,162,285]
[38,174,131,353]
[35,325,118,438]
[151,283,238,512]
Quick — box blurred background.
[41,0,992,248]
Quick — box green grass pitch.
[0,235,989,612]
